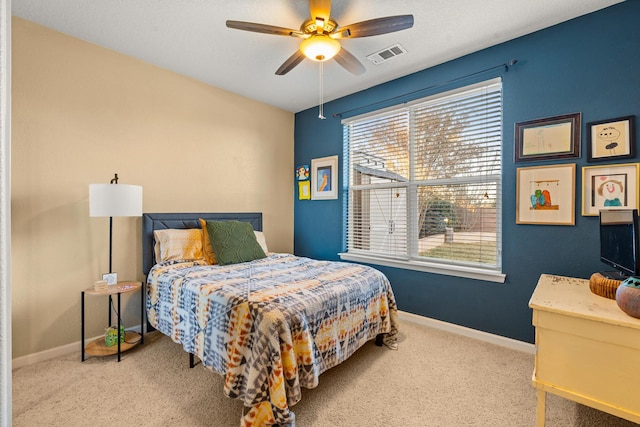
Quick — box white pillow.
[254,231,269,254]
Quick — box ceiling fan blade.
[275,51,306,75]
[332,15,414,39]
[309,0,332,23]
[334,48,366,76]
[226,20,304,37]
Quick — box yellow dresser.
[529,274,640,426]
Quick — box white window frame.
[340,78,506,283]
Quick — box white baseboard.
[398,311,535,354]
[12,325,143,370]
[13,313,535,369]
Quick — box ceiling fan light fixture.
[300,34,341,61]
[227,1,414,75]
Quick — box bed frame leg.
[190,353,195,368]
[375,334,384,347]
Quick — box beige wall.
[11,17,294,359]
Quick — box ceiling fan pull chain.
[319,61,326,119]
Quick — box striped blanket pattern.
[146,253,398,426]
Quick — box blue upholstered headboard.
[141,212,263,276]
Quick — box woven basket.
[589,272,622,299]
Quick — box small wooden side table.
[81,281,144,362]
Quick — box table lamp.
[89,173,143,276]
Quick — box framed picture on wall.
[311,155,338,200]
[298,181,310,200]
[516,164,576,225]
[296,164,310,180]
[581,163,640,216]
[514,113,581,162]
[586,115,635,162]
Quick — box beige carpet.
[12,319,638,426]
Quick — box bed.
[142,212,398,427]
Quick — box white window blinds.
[343,79,502,274]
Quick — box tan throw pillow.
[254,231,268,254]
[153,228,204,262]
[199,218,217,265]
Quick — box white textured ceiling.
[12,0,624,113]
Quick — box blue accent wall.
[294,1,640,343]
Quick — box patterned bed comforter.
[146,253,398,427]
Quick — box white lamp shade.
[89,184,143,217]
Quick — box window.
[340,79,504,283]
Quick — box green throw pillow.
[205,220,266,266]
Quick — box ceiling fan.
[226,0,414,76]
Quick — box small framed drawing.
[586,115,635,162]
[516,164,576,225]
[298,181,310,200]
[311,155,338,200]
[102,272,118,286]
[296,164,310,180]
[581,163,640,216]
[514,112,581,162]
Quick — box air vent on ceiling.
[366,44,407,65]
